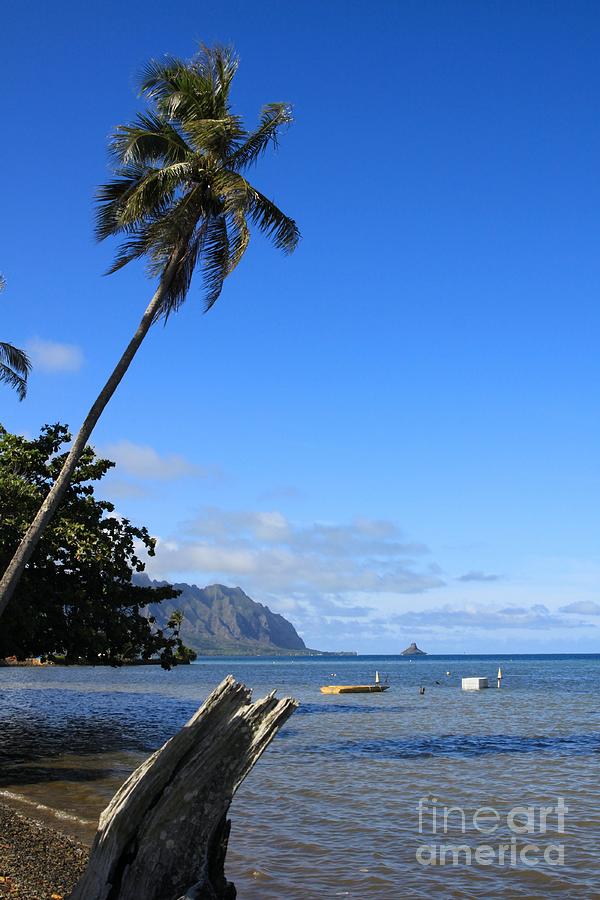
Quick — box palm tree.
[0,275,31,401]
[0,45,299,617]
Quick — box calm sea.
[0,655,599,898]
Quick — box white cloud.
[101,440,213,481]
[457,570,501,583]
[186,508,429,559]
[137,509,600,651]
[26,337,84,372]
[559,600,600,616]
[102,478,148,499]
[145,506,444,597]
[389,603,589,631]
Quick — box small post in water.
[375,671,380,685]
[497,667,503,689]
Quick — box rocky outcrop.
[136,575,309,655]
[401,642,427,656]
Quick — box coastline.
[0,649,358,667]
[0,803,89,899]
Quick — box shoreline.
[0,651,357,668]
[0,803,90,899]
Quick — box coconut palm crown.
[96,44,299,315]
[0,44,299,618]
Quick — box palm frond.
[181,114,244,157]
[96,163,154,240]
[207,44,238,104]
[157,220,208,318]
[213,169,252,209]
[246,186,300,253]
[0,342,31,377]
[140,46,238,123]
[110,113,191,165]
[96,161,194,242]
[225,210,250,274]
[107,184,202,277]
[116,161,192,222]
[139,55,187,103]
[200,216,229,311]
[105,231,154,274]
[228,103,293,170]
[0,342,31,401]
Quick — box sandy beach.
[0,804,89,900]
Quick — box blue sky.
[2,1,600,652]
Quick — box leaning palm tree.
[0,44,299,617]
[0,275,31,401]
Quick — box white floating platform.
[461,677,489,691]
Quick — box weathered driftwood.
[69,675,297,900]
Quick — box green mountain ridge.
[135,575,346,656]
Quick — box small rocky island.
[401,641,427,656]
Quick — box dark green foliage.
[0,424,195,667]
[96,44,300,317]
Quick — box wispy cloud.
[102,478,148,499]
[147,507,443,598]
[100,440,217,481]
[26,337,84,372]
[389,603,589,631]
[457,570,502,583]
[138,507,600,650]
[559,600,600,615]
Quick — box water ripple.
[1,656,599,898]
[319,731,600,760]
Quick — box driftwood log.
[69,675,297,900]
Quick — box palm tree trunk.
[0,252,182,620]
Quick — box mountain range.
[135,575,332,656]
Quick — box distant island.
[136,575,356,656]
[401,642,427,656]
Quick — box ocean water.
[0,655,599,899]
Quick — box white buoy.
[497,667,503,689]
[375,670,380,684]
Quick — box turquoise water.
[0,655,599,898]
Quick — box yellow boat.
[320,671,390,694]
[320,684,390,694]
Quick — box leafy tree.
[166,610,197,663]
[0,44,298,616]
[0,275,31,401]
[0,424,195,667]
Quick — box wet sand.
[0,803,89,900]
